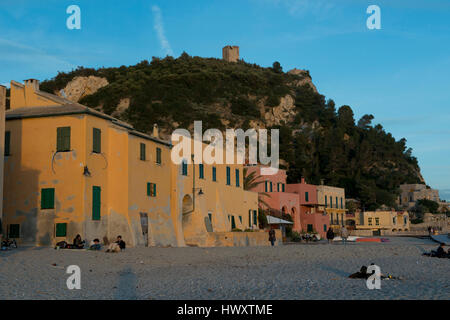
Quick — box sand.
[0,237,449,300]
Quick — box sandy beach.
[0,237,449,300]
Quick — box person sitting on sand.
[349,266,369,279]
[435,243,446,258]
[106,236,126,253]
[326,228,334,244]
[72,234,85,249]
[89,239,102,251]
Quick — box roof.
[266,215,293,225]
[6,86,172,147]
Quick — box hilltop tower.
[222,45,239,62]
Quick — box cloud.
[151,6,174,56]
[263,0,336,17]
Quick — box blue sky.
[1,0,449,200]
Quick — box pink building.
[245,166,300,232]
[286,178,330,238]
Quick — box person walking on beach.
[326,227,335,244]
[340,226,349,245]
[268,229,276,246]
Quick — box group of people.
[1,238,17,251]
[55,235,126,253]
[326,226,349,244]
[423,243,450,258]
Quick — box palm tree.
[243,167,271,210]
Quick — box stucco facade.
[398,184,440,209]
[2,79,260,247]
[286,179,330,238]
[316,184,346,231]
[355,211,410,232]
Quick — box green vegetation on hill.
[40,53,422,210]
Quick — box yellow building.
[2,79,259,247]
[355,211,410,232]
[316,184,346,230]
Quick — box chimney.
[24,79,40,91]
[301,177,305,184]
[152,123,159,138]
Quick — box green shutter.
[4,131,10,156]
[239,216,242,223]
[212,167,216,181]
[153,183,156,197]
[270,182,273,192]
[93,128,101,153]
[92,186,101,220]
[235,169,240,187]
[140,143,146,161]
[265,181,268,192]
[57,127,71,152]
[147,183,151,196]
[199,164,204,179]
[55,223,67,237]
[226,167,231,185]
[182,160,188,176]
[41,188,55,209]
[156,147,162,164]
[249,210,252,227]
[9,224,20,238]
[253,210,258,225]
[307,224,313,232]
[282,184,285,192]
[231,216,236,229]
[305,192,309,202]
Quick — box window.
[307,224,313,232]
[325,196,327,207]
[226,166,231,185]
[208,213,213,224]
[55,223,67,237]
[248,210,252,227]
[199,164,204,179]
[212,167,217,181]
[368,218,373,226]
[93,128,101,153]
[277,183,280,192]
[41,188,55,209]
[57,127,71,152]
[336,197,338,208]
[4,131,10,156]
[140,143,146,161]
[282,184,285,192]
[92,186,101,220]
[270,182,273,192]
[147,183,156,197]
[231,216,236,229]
[340,197,343,209]
[323,224,327,232]
[253,210,258,225]
[239,216,243,224]
[265,181,268,192]
[331,213,334,225]
[156,147,162,164]
[393,217,396,225]
[305,192,309,202]
[182,159,188,176]
[235,169,240,187]
[404,216,407,225]
[9,224,20,238]
[330,196,333,208]
[375,218,380,226]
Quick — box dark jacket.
[326,229,335,240]
[116,240,126,250]
[268,229,276,241]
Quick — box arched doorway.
[182,195,194,244]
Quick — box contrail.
[152,5,174,56]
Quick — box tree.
[357,114,374,129]
[272,61,283,73]
[416,199,440,214]
[243,167,271,209]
